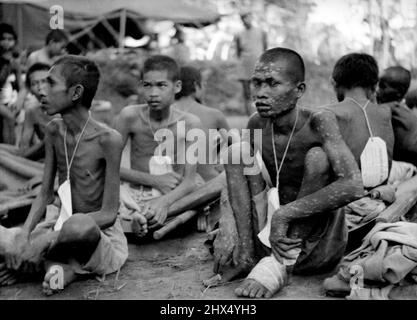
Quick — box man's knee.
[59,214,100,245]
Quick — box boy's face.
[376,76,399,104]
[40,65,73,115]
[29,70,49,101]
[0,32,15,52]
[251,60,304,118]
[141,70,181,112]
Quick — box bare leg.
[236,147,331,298]
[204,143,263,286]
[42,214,100,295]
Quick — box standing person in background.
[235,12,267,116]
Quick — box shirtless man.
[0,55,127,294]
[376,66,417,166]
[115,55,202,236]
[175,65,235,181]
[327,53,394,166]
[204,47,366,298]
[26,30,68,68]
[0,63,55,160]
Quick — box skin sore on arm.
[275,111,364,222]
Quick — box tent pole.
[119,9,127,50]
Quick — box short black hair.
[406,89,417,109]
[0,56,12,89]
[0,23,17,40]
[45,29,68,45]
[142,55,179,82]
[380,66,411,100]
[259,47,305,83]
[332,53,379,90]
[175,66,201,100]
[25,62,50,89]
[53,55,100,108]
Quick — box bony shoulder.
[97,127,123,149]
[45,118,63,136]
[311,109,339,129]
[247,112,264,128]
[120,104,147,119]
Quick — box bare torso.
[125,104,201,177]
[47,118,117,213]
[322,100,394,165]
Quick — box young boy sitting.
[115,55,203,238]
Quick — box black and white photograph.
[0,0,417,304]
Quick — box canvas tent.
[0,0,221,51]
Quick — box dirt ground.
[0,228,337,300]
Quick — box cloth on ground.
[31,204,128,276]
[338,221,417,285]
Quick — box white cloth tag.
[257,187,280,248]
[54,179,73,231]
[360,137,389,188]
[149,155,173,197]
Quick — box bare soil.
[0,229,337,300]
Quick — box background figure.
[0,57,18,145]
[26,29,69,68]
[166,24,191,66]
[234,12,267,116]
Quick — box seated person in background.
[0,57,17,145]
[14,30,69,125]
[175,65,237,181]
[376,66,417,166]
[0,55,127,295]
[115,55,203,238]
[0,63,56,160]
[327,53,394,175]
[205,47,365,298]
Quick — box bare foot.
[235,279,274,298]
[42,263,77,296]
[0,263,19,286]
[203,264,254,287]
[131,212,148,238]
[234,256,289,298]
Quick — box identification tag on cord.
[54,179,73,231]
[360,137,389,188]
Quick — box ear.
[330,77,336,88]
[71,84,84,102]
[295,82,306,98]
[174,80,182,94]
